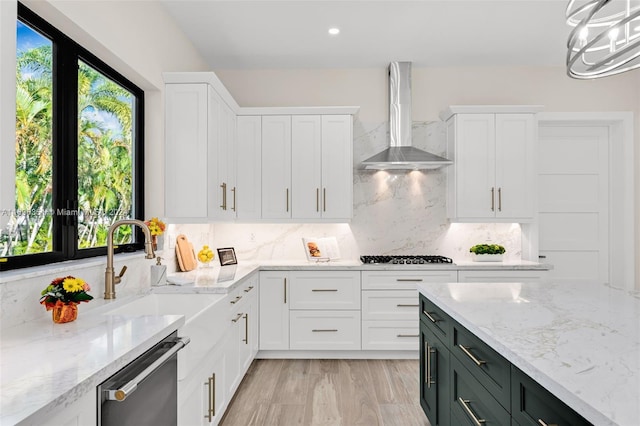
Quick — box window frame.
[3,3,145,271]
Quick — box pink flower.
[83,282,91,292]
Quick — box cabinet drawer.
[362,320,418,350]
[290,271,360,310]
[362,290,418,320]
[290,310,361,350]
[452,323,511,409]
[362,271,457,290]
[511,366,592,426]
[451,356,510,426]
[420,294,452,345]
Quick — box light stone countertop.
[417,281,640,426]
[0,309,184,426]
[162,259,552,291]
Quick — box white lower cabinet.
[290,310,361,350]
[178,344,227,426]
[259,271,290,350]
[38,390,96,426]
[361,271,457,351]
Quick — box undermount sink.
[105,293,227,380]
[105,293,225,321]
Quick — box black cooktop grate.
[360,255,453,265]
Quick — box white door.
[236,116,262,219]
[538,125,609,284]
[258,271,290,350]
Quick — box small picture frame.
[217,247,237,266]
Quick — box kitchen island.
[418,280,640,426]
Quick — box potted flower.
[469,244,506,262]
[144,217,166,250]
[40,276,93,323]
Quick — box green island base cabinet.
[419,293,592,426]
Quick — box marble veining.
[0,311,183,425]
[418,281,640,426]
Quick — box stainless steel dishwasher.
[97,332,190,426]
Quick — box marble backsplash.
[165,119,522,273]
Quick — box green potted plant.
[469,244,505,262]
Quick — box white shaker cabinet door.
[236,116,262,220]
[261,116,292,219]
[291,115,322,219]
[495,113,535,220]
[165,83,208,220]
[212,100,237,220]
[259,271,290,350]
[321,115,353,219]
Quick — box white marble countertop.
[417,281,640,426]
[162,259,552,290]
[0,309,184,425]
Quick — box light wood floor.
[219,359,430,426]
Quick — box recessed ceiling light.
[328,27,340,36]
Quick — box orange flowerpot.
[52,303,78,323]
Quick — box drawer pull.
[284,278,287,304]
[243,286,254,293]
[231,313,243,323]
[312,329,338,332]
[397,334,419,338]
[458,398,486,425]
[397,304,419,307]
[311,289,338,292]
[537,420,557,426]
[425,342,431,387]
[423,310,441,323]
[459,344,487,366]
[396,278,423,282]
[230,295,242,304]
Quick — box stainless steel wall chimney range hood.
[360,62,452,171]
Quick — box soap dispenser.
[150,256,167,286]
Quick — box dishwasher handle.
[105,336,190,402]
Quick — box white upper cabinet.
[236,116,262,220]
[291,115,322,218]
[213,98,237,220]
[443,106,540,223]
[320,115,353,220]
[165,83,209,220]
[261,115,292,219]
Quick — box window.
[0,3,144,270]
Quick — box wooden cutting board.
[175,234,198,272]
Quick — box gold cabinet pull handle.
[498,187,502,212]
[537,419,557,426]
[316,188,319,212]
[243,285,254,293]
[396,278,423,282]
[230,295,242,304]
[231,187,236,212]
[312,289,338,292]
[286,188,289,212]
[425,342,431,387]
[323,188,326,212]
[458,398,485,425]
[284,278,287,303]
[491,187,495,211]
[312,329,338,332]
[220,183,227,210]
[204,374,215,420]
[397,304,419,307]
[397,334,419,338]
[243,313,248,344]
[428,346,436,387]
[423,310,440,323]
[231,312,243,323]
[459,344,487,366]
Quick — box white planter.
[471,253,503,262]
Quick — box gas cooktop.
[360,255,454,265]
